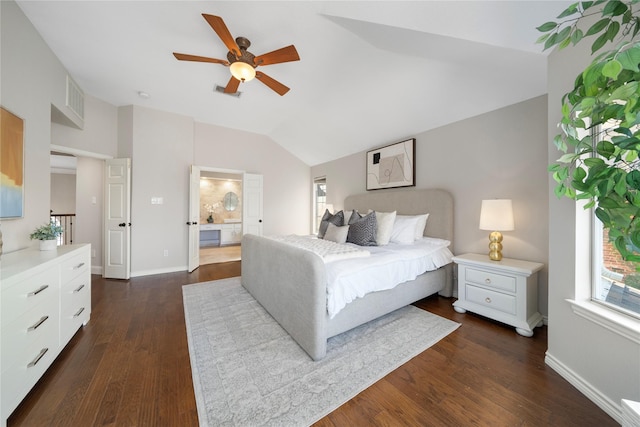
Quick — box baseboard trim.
[130,266,186,278]
[545,351,622,424]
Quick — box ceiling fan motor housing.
[227,37,256,67]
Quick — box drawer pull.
[27,348,48,368]
[73,262,85,270]
[73,307,85,318]
[485,278,492,284]
[485,297,492,304]
[27,315,49,331]
[73,284,85,293]
[28,285,49,297]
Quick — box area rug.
[182,277,460,427]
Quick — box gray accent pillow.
[318,209,344,238]
[347,211,377,246]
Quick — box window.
[313,177,327,234]
[592,123,640,318]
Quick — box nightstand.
[452,253,544,337]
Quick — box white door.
[242,173,263,236]
[188,165,201,272]
[103,158,131,279]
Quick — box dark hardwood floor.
[8,262,616,426]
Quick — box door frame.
[50,144,113,275]
[190,166,245,269]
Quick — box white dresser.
[452,253,544,337]
[1,244,91,426]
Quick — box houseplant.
[538,0,640,264]
[30,220,63,250]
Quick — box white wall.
[546,28,640,421]
[75,157,104,274]
[0,1,77,252]
[311,95,550,313]
[50,173,76,214]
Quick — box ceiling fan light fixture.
[229,61,256,82]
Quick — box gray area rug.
[182,277,460,427]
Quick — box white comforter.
[325,237,453,318]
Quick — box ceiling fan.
[173,14,300,96]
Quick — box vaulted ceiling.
[16,1,570,166]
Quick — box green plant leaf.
[602,0,627,17]
[536,33,552,44]
[586,18,611,36]
[627,169,640,189]
[600,196,624,208]
[544,32,559,50]
[606,81,639,102]
[592,32,611,53]
[573,166,587,181]
[584,157,606,167]
[556,26,572,46]
[617,46,640,71]
[571,28,584,45]
[596,139,616,156]
[602,59,623,78]
[554,183,567,198]
[596,207,612,224]
[537,21,558,32]
[558,2,579,18]
[606,21,621,42]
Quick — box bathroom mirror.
[223,192,239,211]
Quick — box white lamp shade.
[479,199,514,231]
[229,61,256,82]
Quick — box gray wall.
[311,95,550,314]
[546,26,640,420]
[50,173,76,214]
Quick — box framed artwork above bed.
[366,138,415,191]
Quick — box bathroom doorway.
[198,170,243,265]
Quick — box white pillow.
[369,210,396,245]
[324,222,349,244]
[390,215,421,244]
[413,213,429,240]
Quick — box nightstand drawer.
[466,284,516,315]
[465,268,516,293]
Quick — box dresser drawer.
[1,305,59,371]
[60,251,89,283]
[1,267,59,325]
[1,331,59,417]
[465,268,516,293]
[60,274,91,341]
[465,284,516,315]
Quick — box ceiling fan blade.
[202,14,241,58]
[253,45,300,66]
[224,76,241,94]
[173,52,229,66]
[255,71,290,96]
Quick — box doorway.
[198,170,243,265]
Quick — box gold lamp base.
[488,231,503,261]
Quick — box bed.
[241,188,454,360]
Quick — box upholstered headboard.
[344,188,454,251]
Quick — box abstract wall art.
[366,138,415,191]
[1,107,25,218]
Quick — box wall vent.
[66,75,85,120]
[214,85,241,98]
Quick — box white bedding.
[325,237,453,318]
[269,234,371,262]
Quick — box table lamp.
[479,199,514,261]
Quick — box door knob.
[186,221,192,225]
[118,223,126,227]
[259,219,263,223]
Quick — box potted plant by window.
[30,221,63,251]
